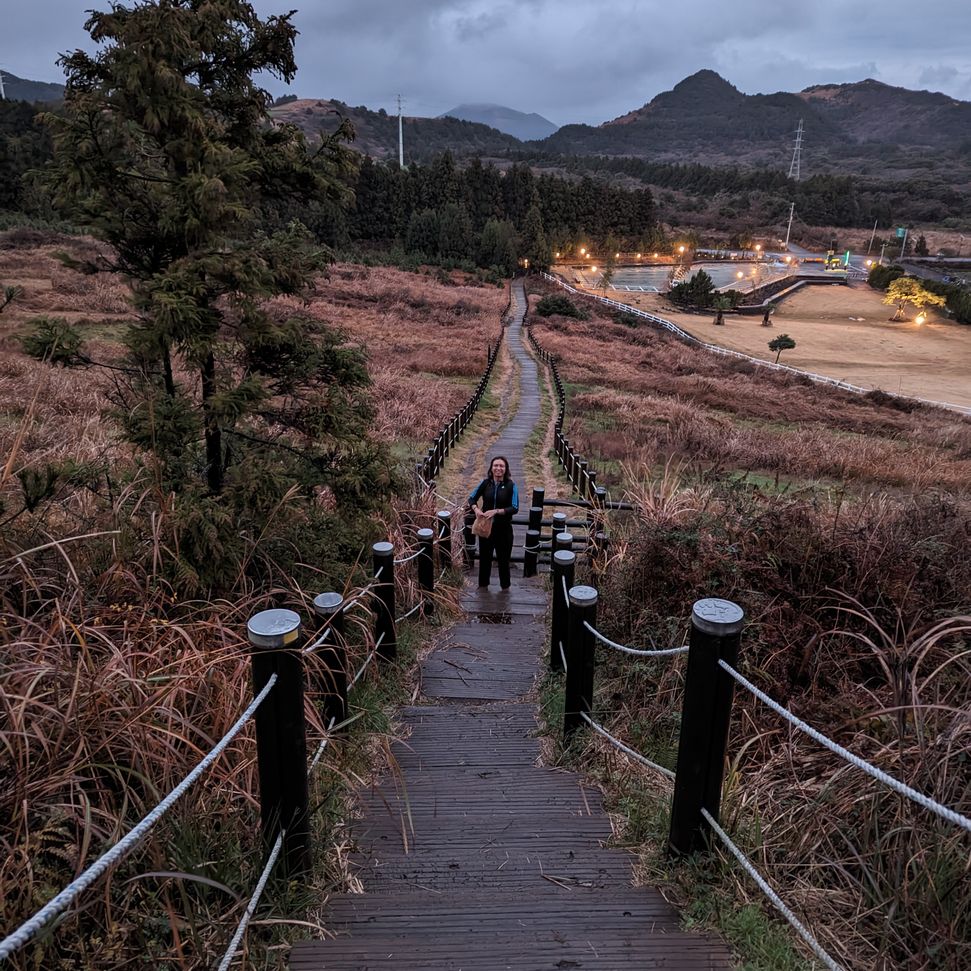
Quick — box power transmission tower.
[787,119,803,181]
[0,70,6,101]
[397,94,404,168]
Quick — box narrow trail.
[290,280,732,969]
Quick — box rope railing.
[396,601,423,623]
[0,673,279,963]
[215,829,286,971]
[393,548,422,565]
[719,659,971,835]
[701,809,843,971]
[580,711,676,780]
[583,620,690,658]
[349,636,383,690]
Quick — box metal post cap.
[313,592,343,615]
[373,541,394,555]
[692,598,744,635]
[568,584,598,607]
[436,509,451,519]
[553,550,576,567]
[247,608,301,648]
[417,527,434,540]
[555,532,573,547]
[552,512,567,523]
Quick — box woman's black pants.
[478,528,513,588]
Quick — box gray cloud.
[3,0,969,124]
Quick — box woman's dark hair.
[487,455,512,483]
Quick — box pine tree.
[520,203,551,271]
[32,0,391,589]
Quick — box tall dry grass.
[0,242,488,966]
[530,280,971,969]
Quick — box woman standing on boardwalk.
[466,456,519,589]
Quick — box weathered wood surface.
[290,281,732,969]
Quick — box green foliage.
[33,0,393,593]
[768,332,796,362]
[20,315,85,365]
[1,283,22,314]
[670,269,716,308]
[478,218,518,275]
[534,294,588,319]
[867,263,905,290]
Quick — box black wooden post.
[436,510,452,567]
[552,511,568,538]
[563,584,598,742]
[528,505,543,532]
[669,598,744,857]
[372,541,397,661]
[311,592,347,732]
[530,486,545,512]
[586,470,597,500]
[554,531,573,554]
[247,608,310,878]
[523,528,540,578]
[417,527,435,616]
[550,550,575,672]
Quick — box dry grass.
[529,280,971,969]
[0,240,499,967]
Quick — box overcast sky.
[4,1,970,125]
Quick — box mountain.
[1,72,64,103]
[269,98,520,160]
[439,103,557,141]
[531,70,971,174]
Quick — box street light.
[916,313,926,325]
[755,243,762,258]
[580,247,586,256]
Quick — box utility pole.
[899,227,909,259]
[787,119,803,181]
[783,202,795,250]
[397,93,404,169]
[866,219,878,255]
[0,70,6,101]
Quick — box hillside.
[439,103,558,141]
[532,70,971,176]
[269,98,520,161]
[0,72,64,103]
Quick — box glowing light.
[615,252,620,258]
[555,251,561,258]
[580,247,586,256]
[736,271,744,279]
[865,259,872,266]
[591,266,598,272]
[916,313,926,325]
[636,252,642,258]
[678,245,685,254]
[653,252,659,258]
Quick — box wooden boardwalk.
[290,282,732,969]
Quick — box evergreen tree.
[478,219,518,275]
[405,208,441,256]
[520,203,550,271]
[438,202,473,261]
[32,0,390,589]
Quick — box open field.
[526,276,971,970]
[591,280,971,410]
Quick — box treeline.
[270,153,659,273]
[526,153,969,229]
[0,99,52,213]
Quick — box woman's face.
[490,459,506,480]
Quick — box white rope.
[580,712,675,780]
[309,717,337,772]
[583,621,690,658]
[303,626,332,654]
[214,829,285,971]
[374,564,384,580]
[0,674,279,962]
[561,575,570,607]
[701,809,843,971]
[397,602,422,623]
[349,634,384,690]
[719,660,971,835]
[393,549,422,565]
[558,640,568,674]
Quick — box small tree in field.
[768,333,796,363]
[883,277,947,321]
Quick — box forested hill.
[532,71,971,177]
[269,98,520,161]
[0,72,65,103]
